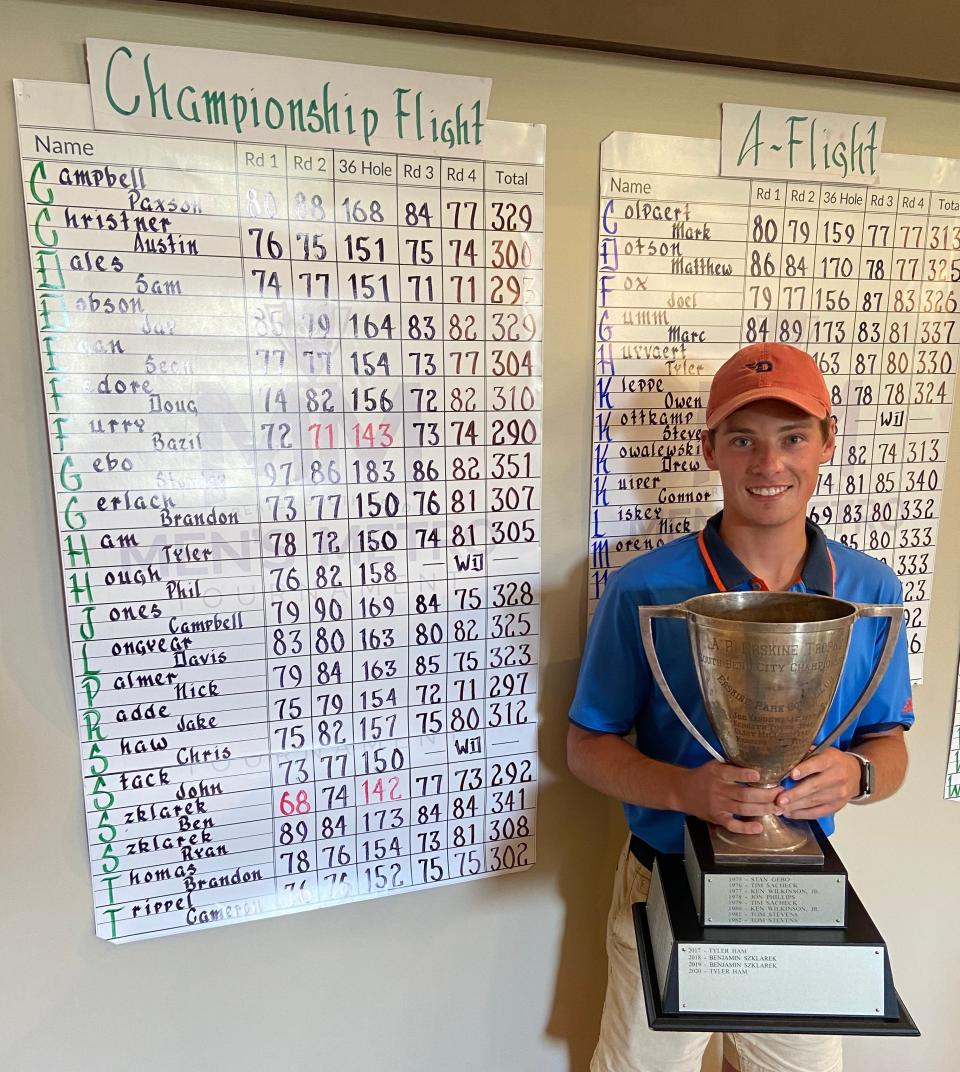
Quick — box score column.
[237,143,319,911]
[401,152,452,890]
[289,146,359,904]
[483,160,543,876]
[899,192,951,670]
[814,184,865,552]
[441,156,490,883]
[853,186,897,565]
[338,148,411,896]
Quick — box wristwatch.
[848,751,874,802]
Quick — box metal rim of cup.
[682,591,859,632]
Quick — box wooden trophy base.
[636,854,918,1035]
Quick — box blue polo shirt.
[569,512,914,854]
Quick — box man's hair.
[705,415,833,449]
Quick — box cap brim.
[706,388,830,430]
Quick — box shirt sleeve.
[568,571,653,736]
[852,572,915,737]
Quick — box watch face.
[855,753,873,797]
[852,752,872,799]
[863,758,874,796]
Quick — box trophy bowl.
[639,591,902,860]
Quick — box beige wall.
[158,0,960,89]
[1,2,958,1069]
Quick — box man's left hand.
[775,748,860,820]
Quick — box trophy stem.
[715,811,809,854]
[710,789,824,865]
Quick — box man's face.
[700,399,835,531]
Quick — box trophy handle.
[638,605,725,763]
[809,603,904,756]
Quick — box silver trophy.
[639,591,902,863]
[633,591,917,1031]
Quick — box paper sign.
[721,103,885,184]
[86,38,490,154]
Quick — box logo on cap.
[745,360,774,373]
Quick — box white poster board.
[589,130,960,684]
[944,665,960,800]
[16,63,543,941]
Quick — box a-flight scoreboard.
[589,130,960,684]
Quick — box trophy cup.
[633,591,918,1034]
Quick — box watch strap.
[848,750,874,802]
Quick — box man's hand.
[681,760,783,834]
[775,748,860,821]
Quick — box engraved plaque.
[702,873,846,927]
[678,942,885,1016]
[641,853,909,1030]
[683,819,848,928]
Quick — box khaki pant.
[590,843,843,1072]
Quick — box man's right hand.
[680,761,782,834]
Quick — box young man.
[568,342,913,1072]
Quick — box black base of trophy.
[636,855,919,1036]
[684,817,848,928]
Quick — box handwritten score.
[17,71,543,941]
[590,131,960,684]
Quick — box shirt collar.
[698,511,834,595]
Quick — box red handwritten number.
[353,422,394,448]
[362,776,402,804]
[308,422,335,448]
[280,789,312,815]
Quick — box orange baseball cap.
[705,342,831,430]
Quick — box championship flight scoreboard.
[16,71,544,941]
[590,131,960,684]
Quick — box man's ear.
[701,428,718,471]
[821,415,837,463]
